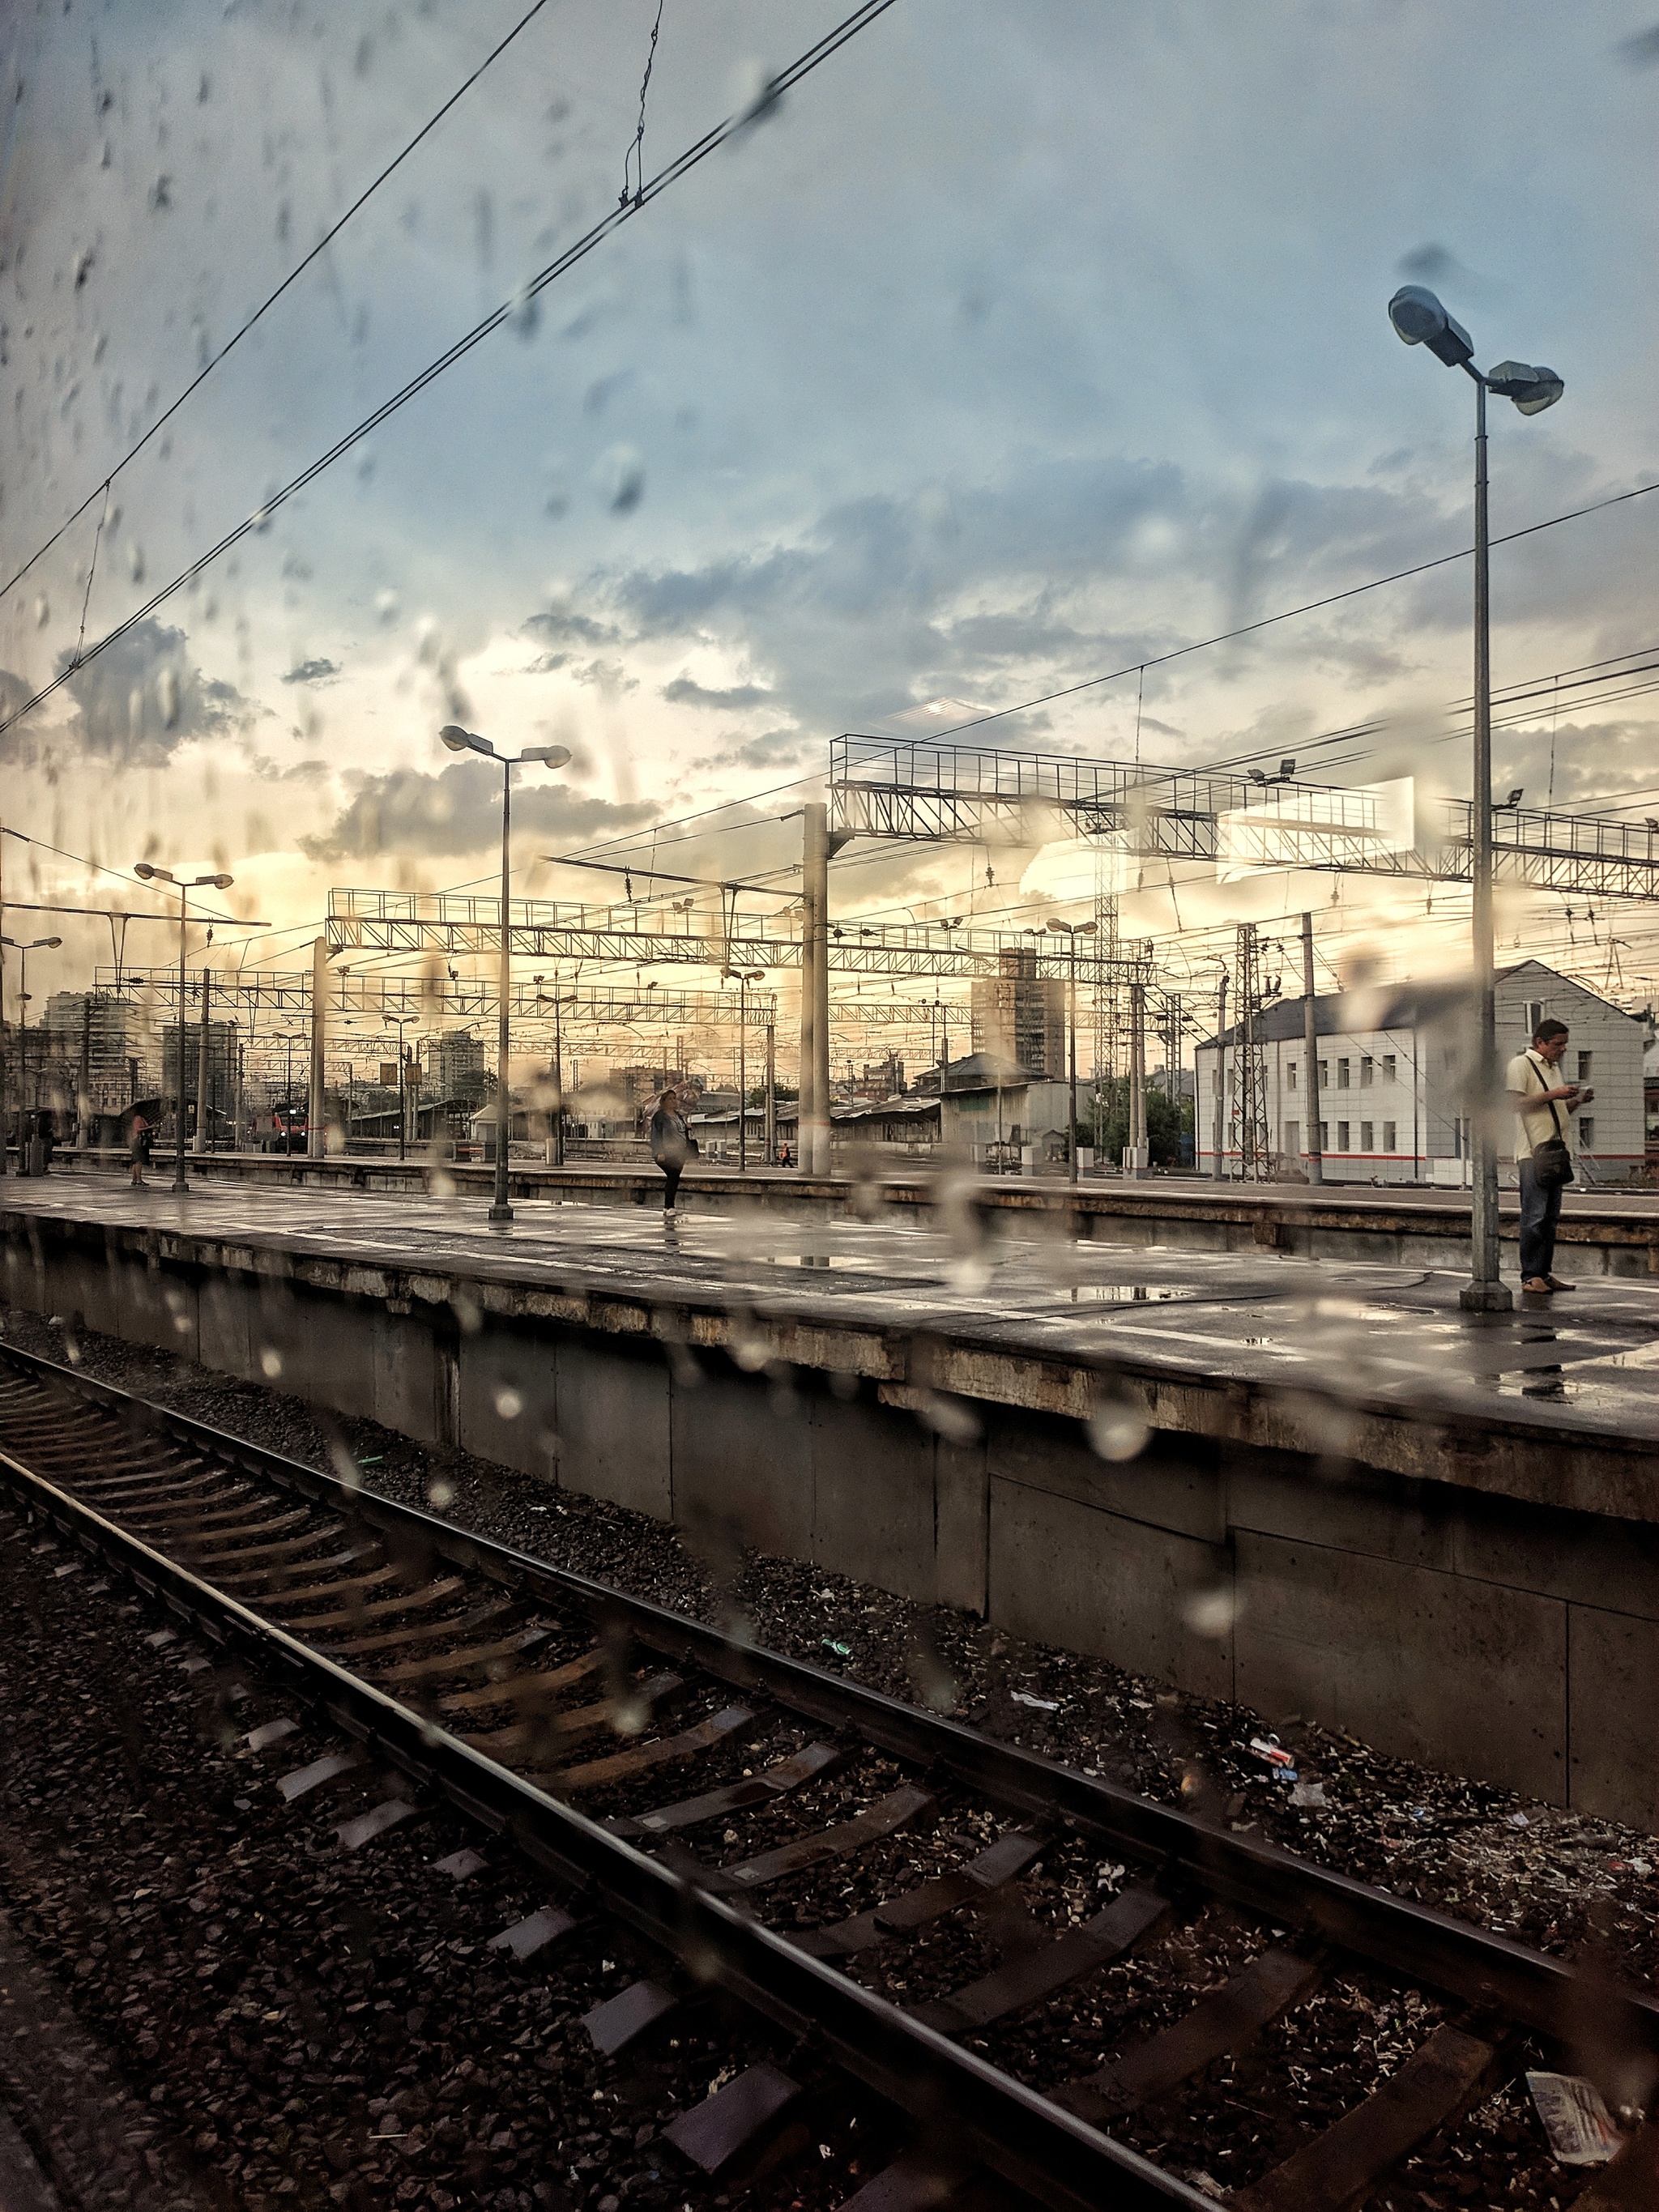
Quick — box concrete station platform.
[4,1169,1658,1831]
[29,1143,1659,1275]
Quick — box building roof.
[1193,959,1636,1052]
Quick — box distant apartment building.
[424,1028,489,1103]
[1194,960,1644,1184]
[33,991,156,1111]
[970,948,1064,1078]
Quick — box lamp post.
[1388,286,1563,1313]
[1045,918,1098,1185]
[724,969,767,1170]
[1,936,61,1173]
[134,862,234,1193]
[439,726,570,1225]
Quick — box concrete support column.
[801,803,832,1176]
[1301,910,1324,1184]
[194,965,211,1153]
[764,1021,776,1166]
[308,936,327,1158]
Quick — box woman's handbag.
[1527,1051,1574,1188]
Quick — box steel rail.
[0,1364,1213,2212]
[2,1339,1650,2078]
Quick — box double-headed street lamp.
[438,727,571,1224]
[1045,917,1097,1185]
[134,862,235,1192]
[2,935,62,1170]
[1388,286,1563,1312]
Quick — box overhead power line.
[0,0,901,746]
[0,0,560,610]
[895,476,1659,756]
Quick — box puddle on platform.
[1060,1284,1199,1304]
[759,1252,885,1271]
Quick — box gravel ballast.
[0,1303,1653,2208]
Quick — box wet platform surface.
[7,1170,1659,1441]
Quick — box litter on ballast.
[1525,2072,1623,2165]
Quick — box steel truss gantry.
[98,970,780,1028]
[828,734,1659,900]
[323,889,1157,985]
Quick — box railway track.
[0,1338,1654,2212]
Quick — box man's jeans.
[1518,1156,1562,1282]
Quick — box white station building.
[1194,959,1645,1186]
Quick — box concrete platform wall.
[5,1220,1656,1834]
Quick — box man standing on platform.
[1506,1018,1589,1294]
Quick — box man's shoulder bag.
[1527,1051,1574,1189]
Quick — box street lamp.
[1046,918,1098,1185]
[134,862,234,1192]
[723,969,767,1170]
[1388,285,1563,1312]
[1,936,62,1173]
[438,726,571,1224]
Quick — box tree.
[1089,1076,1189,1166]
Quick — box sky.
[4,0,1659,1068]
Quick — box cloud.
[588,456,1467,747]
[280,657,340,684]
[713,727,814,772]
[663,676,773,711]
[301,761,657,861]
[521,608,620,650]
[53,619,257,763]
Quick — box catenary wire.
[880,477,1659,757]
[0,0,902,744]
[0,0,561,612]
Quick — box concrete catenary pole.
[764,1019,776,1166]
[1211,970,1227,1181]
[1301,910,1324,1185]
[801,803,832,1175]
[308,936,327,1158]
[194,964,211,1153]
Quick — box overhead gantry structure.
[827,732,1659,901]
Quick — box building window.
[1577,1051,1593,1081]
[1286,1061,1298,1090]
[1360,1120,1374,1151]
[1525,999,1544,1036]
[1383,1120,1397,1151]
[1284,1120,1299,1157]
[1382,1054,1397,1084]
[1360,1056,1374,1088]
[1319,1121,1329,1150]
[1337,1058,1351,1089]
[1318,1059,1328,1086]
[1579,1115,1595,1149]
[1337,1120,1350,1151]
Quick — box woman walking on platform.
[129,1110,152,1188]
[648,1087,690,1222]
